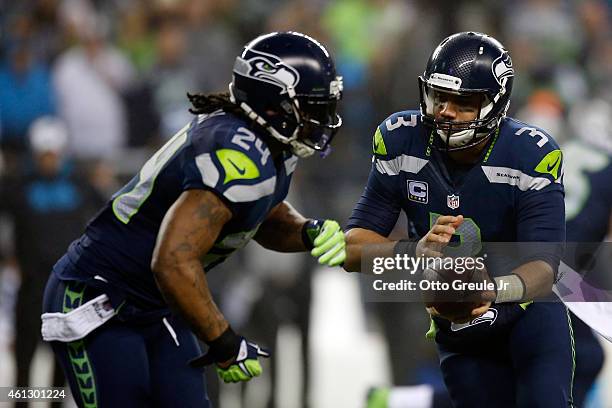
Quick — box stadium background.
[0,0,611,407]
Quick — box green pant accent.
[63,282,98,408]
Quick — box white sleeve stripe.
[481,166,552,191]
[375,154,429,175]
[224,176,276,202]
[195,153,220,188]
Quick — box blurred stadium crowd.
[0,0,611,407]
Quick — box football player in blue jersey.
[365,130,612,408]
[344,32,572,407]
[41,32,346,408]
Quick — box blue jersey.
[348,110,565,274]
[54,111,297,308]
[564,140,612,242]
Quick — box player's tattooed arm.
[254,201,309,252]
[152,189,232,342]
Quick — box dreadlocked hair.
[187,92,245,116]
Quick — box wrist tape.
[494,274,526,303]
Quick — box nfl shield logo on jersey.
[447,194,460,209]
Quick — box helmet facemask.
[229,82,343,158]
[419,77,506,152]
[295,96,342,157]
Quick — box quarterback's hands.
[416,215,463,258]
[425,261,495,323]
[469,301,492,318]
[466,265,496,318]
[190,337,271,383]
[304,219,346,266]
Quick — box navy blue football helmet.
[229,32,343,158]
[419,32,514,151]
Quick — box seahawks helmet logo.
[492,52,514,87]
[233,49,300,91]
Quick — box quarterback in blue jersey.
[41,32,346,408]
[345,32,572,407]
[366,132,612,408]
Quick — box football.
[421,258,494,323]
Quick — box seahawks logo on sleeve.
[216,149,261,183]
[534,149,563,180]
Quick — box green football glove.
[215,339,270,383]
[303,219,346,266]
[190,336,271,383]
[189,326,270,384]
